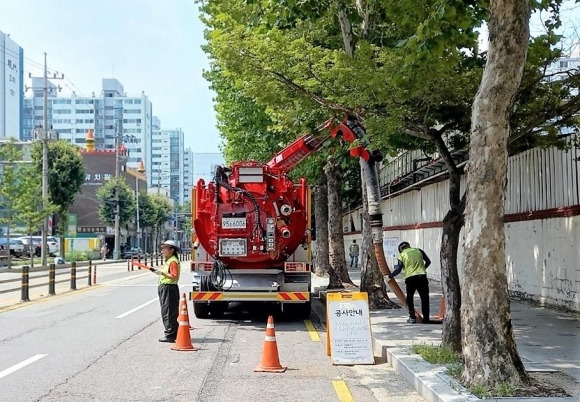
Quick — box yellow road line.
[304,319,321,342]
[332,380,354,402]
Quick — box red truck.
[190,117,375,319]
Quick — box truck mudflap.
[190,291,310,302]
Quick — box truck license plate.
[221,217,246,229]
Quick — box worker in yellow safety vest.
[388,241,431,324]
[153,240,181,342]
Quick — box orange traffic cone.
[254,316,286,373]
[179,293,195,330]
[171,294,197,352]
[434,296,445,320]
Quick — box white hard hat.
[160,239,180,253]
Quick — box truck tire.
[286,300,311,319]
[193,302,210,319]
[209,302,228,318]
[296,300,311,319]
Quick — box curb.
[314,283,480,402]
[386,347,479,402]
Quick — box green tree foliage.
[13,165,57,266]
[137,192,156,231]
[148,194,173,245]
[96,177,136,227]
[30,140,85,235]
[0,140,22,228]
[0,140,55,266]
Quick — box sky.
[0,0,221,153]
[1,1,578,156]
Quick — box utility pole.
[29,53,63,266]
[136,160,145,250]
[157,169,161,194]
[114,135,120,260]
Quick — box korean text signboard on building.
[326,292,374,365]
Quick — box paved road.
[0,261,423,402]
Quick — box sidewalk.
[312,269,580,402]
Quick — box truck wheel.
[296,300,311,318]
[193,302,210,319]
[286,301,311,319]
[209,302,228,318]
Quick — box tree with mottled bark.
[461,0,532,389]
[313,173,331,277]
[325,157,353,288]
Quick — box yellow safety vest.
[398,248,427,279]
[159,255,180,285]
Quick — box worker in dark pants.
[388,241,431,323]
[154,240,181,342]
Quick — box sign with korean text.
[67,214,77,237]
[327,291,374,365]
[382,237,399,258]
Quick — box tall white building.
[0,31,23,139]
[150,127,185,204]
[183,147,193,204]
[22,78,152,170]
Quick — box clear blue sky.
[0,0,221,153]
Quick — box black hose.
[210,260,232,290]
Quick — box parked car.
[0,244,8,259]
[122,247,144,259]
[18,237,42,257]
[0,238,25,257]
[28,236,59,256]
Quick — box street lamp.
[136,159,145,251]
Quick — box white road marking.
[115,298,158,318]
[0,354,47,379]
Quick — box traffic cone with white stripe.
[254,316,286,373]
[180,292,194,330]
[171,293,197,352]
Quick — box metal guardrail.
[0,262,94,302]
[1,253,191,303]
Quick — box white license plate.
[221,217,246,229]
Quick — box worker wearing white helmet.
[154,240,181,342]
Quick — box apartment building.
[22,78,152,170]
[0,30,23,139]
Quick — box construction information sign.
[327,292,374,365]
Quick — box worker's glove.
[153,270,162,276]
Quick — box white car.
[29,236,60,256]
[0,238,25,257]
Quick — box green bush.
[65,250,90,262]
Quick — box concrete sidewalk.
[312,269,580,402]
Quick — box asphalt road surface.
[0,263,422,402]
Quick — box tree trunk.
[440,193,465,353]
[325,158,351,288]
[314,173,330,276]
[461,0,531,388]
[359,165,398,309]
[432,135,465,353]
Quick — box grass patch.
[411,345,518,399]
[446,363,463,378]
[411,344,461,365]
[494,382,516,397]
[468,382,515,398]
[469,383,490,398]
